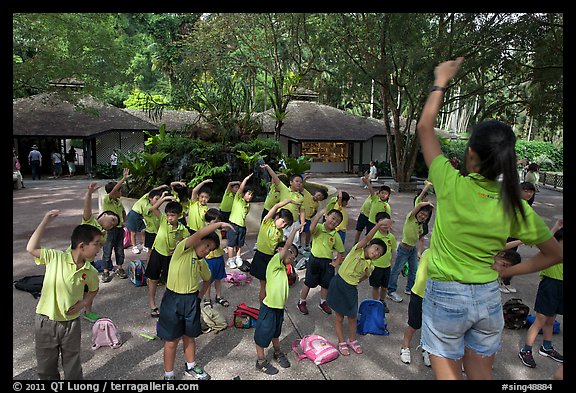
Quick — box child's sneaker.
[101,271,112,283]
[226,258,237,269]
[82,311,100,323]
[142,246,149,253]
[255,359,278,375]
[387,291,403,303]
[297,301,309,315]
[272,351,291,368]
[235,256,243,267]
[519,350,537,368]
[184,363,211,380]
[538,346,563,363]
[116,268,128,279]
[422,350,431,367]
[163,374,175,380]
[400,347,411,364]
[132,246,140,254]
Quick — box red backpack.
[230,303,259,329]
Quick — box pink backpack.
[292,335,339,365]
[91,318,122,350]
[224,272,252,286]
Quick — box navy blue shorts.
[250,250,274,281]
[157,289,202,340]
[254,303,284,348]
[303,219,312,233]
[145,248,171,282]
[337,230,346,245]
[534,276,563,316]
[125,210,146,233]
[407,292,423,330]
[369,266,391,288]
[327,273,358,317]
[355,213,369,232]
[227,223,246,248]
[304,254,335,289]
[205,255,226,282]
[144,231,156,248]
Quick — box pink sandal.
[346,339,363,354]
[338,341,350,356]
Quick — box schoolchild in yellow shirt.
[253,223,300,375]
[369,211,396,314]
[226,173,254,268]
[250,199,298,304]
[324,190,351,246]
[145,192,190,318]
[27,210,101,380]
[202,208,229,308]
[326,218,388,356]
[363,177,392,234]
[187,179,213,233]
[158,221,235,380]
[300,174,328,251]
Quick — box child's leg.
[402,325,417,349]
[347,315,358,342]
[148,280,160,311]
[214,279,222,299]
[379,287,388,300]
[334,312,345,343]
[256,343,266,360]
[271,337,281,352]
[163,339,180,373]
[182,336,197,364]
[371,286,379,300]
[130,231,137,248]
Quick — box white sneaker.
[142,246,149,253]
[235,256,243,267]
[403,289,412,295]
[499,285,510,294]
[400,347,411,364]
[505,285,517,293]
[422,350,431,367]
[387,291,403,303]
[226,258,237,269]
[132,246,140,254]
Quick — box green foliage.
[515,140,563,172]
[187,161,231,189]
[279,156,312,180]
[118,150,168,197]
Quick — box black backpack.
[13,275,44,299]
[503,298,530,329]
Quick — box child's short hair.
[276,208,294,227]
[375,211,391,222]
[201,231,220,249]
[276,240,299,258]
[501,249,522,266]
[198,186,211,197]
[367,237,387,255]
[165,201,183,215]
[205,208,222,223]
[148,189,164,200]
[71,224,103,249]
[326,208,344,223]
[379,185,391,194]
[340,191,350,203]
[519,181,536,192]
[416,204,433,216]
[105,181,117,194]
[97,210,120,224]
[317,188,328,200]
[242,186,253,195]
[172,183,190,201]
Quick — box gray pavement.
[13,175,563,381]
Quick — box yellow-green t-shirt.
[372,230,397,268]
[263,183,281,211]
[311,223,345,259]
[278,182,304,222]
[256,218,283,256]
[152,213,190,256]
[540,262,563,281]
[402,212,422,247]
[219,190,235,213]
[360,196,372,217]
[427,155,552,283]
[187,200,208,232]
[205,229,224,259]
[166,240,211,294]
[263,253,289,309]
[132,193,161,234]
[337,244,375,286]
[368,194,391,224]
[35,248,99,321]
[325,197,348,232]
[301,188,319,220]
[410,249,430,297]
[102,193,124,227]
[229,193,250,228]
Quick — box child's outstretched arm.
[416,180,433,201]
[264,199,300,222]
[280,222,301,262]
[27,210,60,258]
[417,57,464,168]
[357,218,390,250]
[109,168,130,199]
[150,191,174,217]
[237,173,254,195]
[260,163,282,186]
[410,201,434,219]
[309,207,327,235]
[191,179,213,201]
[83,182,100,221]
[225,180,241,193]
[184,221,235,250]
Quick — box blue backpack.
[128,260,147,287]
[357,299,389,336]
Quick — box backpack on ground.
[238,260,251,273]
[201,307,228,334]
[13,275,44,299]
[503,298,530,329]
[224,272,253,286]
[526,314,561,334]
[128,259,147,287]
[91,318,122,350]
[356,299,390,336]
[123,227,132,249]
[292,334,339,365]
[230,303,259,329]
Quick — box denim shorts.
[421,279,503,360]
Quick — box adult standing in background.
[51,149,63,178]
[28,145,42,180]
[524,163,540,193]
[110,148,119,179]
[66,147,77,177]
[369,160,378,181]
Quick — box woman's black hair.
[462,120,524,223]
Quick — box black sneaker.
[273,351,291,368]
[382,301,390,313]
[101,271,112,283]
[116,268,128,279]
[255,359,278,375]
[538,346,563,363]
[519,350,537,368]
[184,363,211,380]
